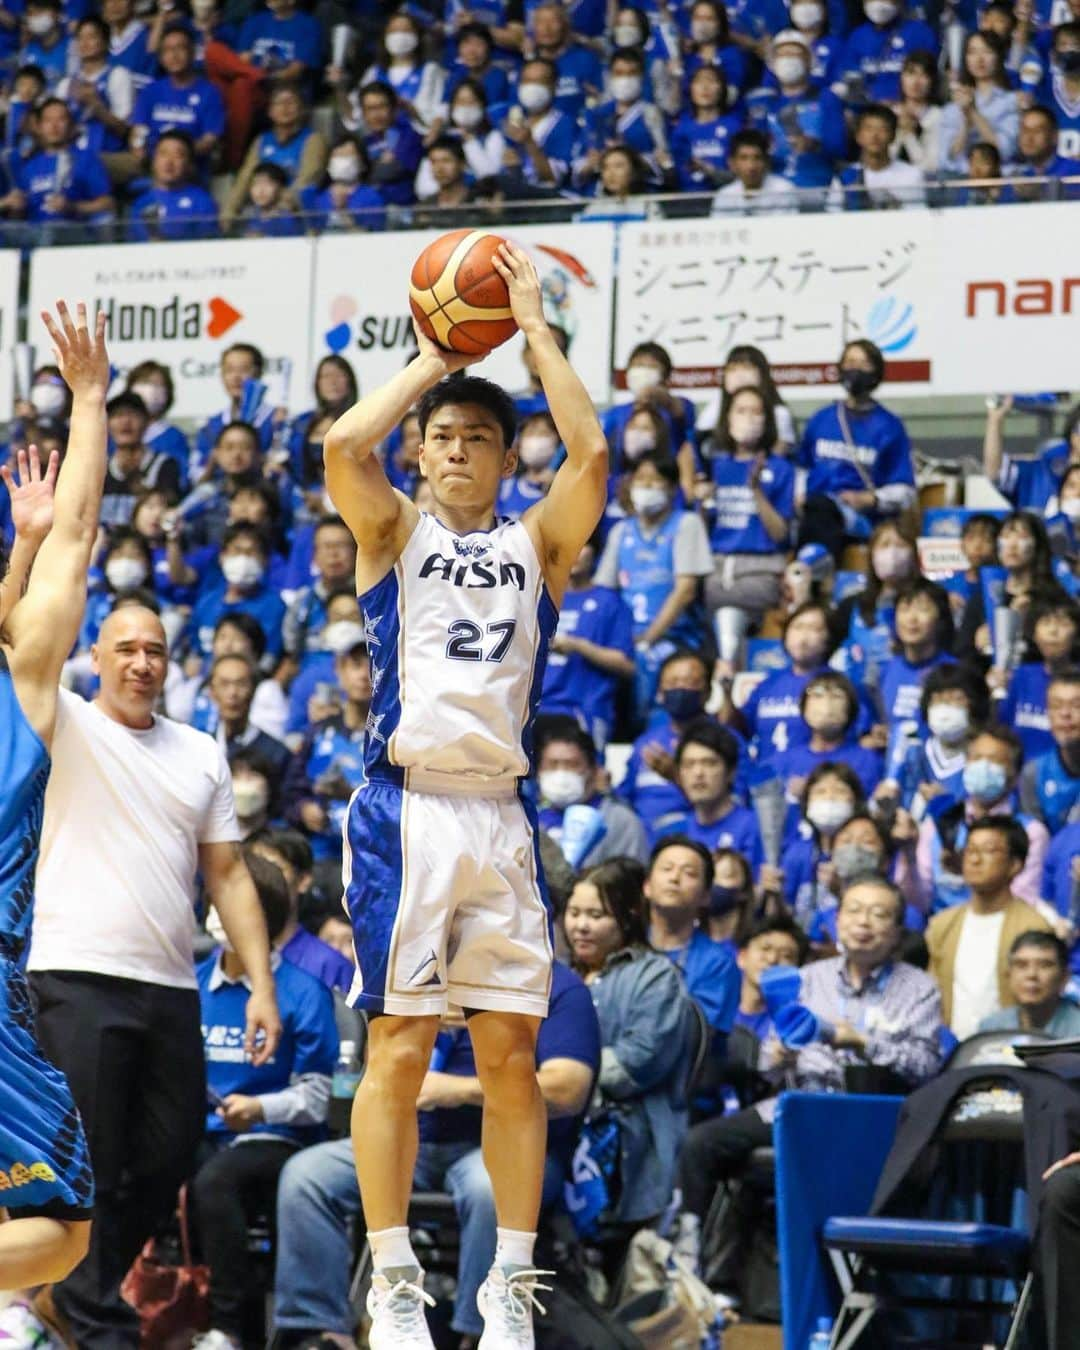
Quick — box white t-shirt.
[951,909,1006,1040]
[29,690,240,989]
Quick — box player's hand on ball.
[492,241,546,335]
[411,316,484,375]
[41,301,109,397]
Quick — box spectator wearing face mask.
[747,30,848,198]
[616,650,729,835]
[682,0,753,106]
[878,662,990,813]
[498,57,579,192]
[796,339,916,560]
[1040,22,1080,158]
[833,519,919,685]
[787,0,844,82]
[124,360,189,483]
[877,579,956,744]
[602,341,699,500]
[229,749,278,839]
[1021,670,1080,836]
[766,671,884,800]
[191,523,286,663]
[17,366,72,446]
[699,384,794,623]
[998,597,1080,759]
[538,539,635,751]
[19,0,68,87]
[658,720,763,867]
[809,812,924,945]
[984,398,1080,514]
[498,411,559,519]
[358,11,443,129]
[697,345,797,458]
[535,722,649,867]
[298,135,386,232]
[829,103,927,209]
[574,48,673,191]
[669,65,742,193]
[606,4,682,114]
[837,0,939,105]
[277,588,364,739]
[915,726,1050,914]
[281,516,357,671]
[78,527,158,655]
[416,79,506,199]
[594,452,712,712]
[774,763,868,929]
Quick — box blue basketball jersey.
[0,652,50,962]
[358,513,558,789]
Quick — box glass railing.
[6,174,1077,247]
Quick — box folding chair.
[821,1216,1034,1350]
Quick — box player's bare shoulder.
[353,488,422,595]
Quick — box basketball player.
[0,303,107,1288]
[324,241,608,1349]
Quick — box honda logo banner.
[26,237,316,419]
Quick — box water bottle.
[331,1040,361,1102]
[808,1315,833,1348]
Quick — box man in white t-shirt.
[828,104,926,212]
[711,129,799,216]
[29,603,281,1349]
[925,816,1053,1041]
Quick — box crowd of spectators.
[0,0,1078,241]
[3,314,1080,1346]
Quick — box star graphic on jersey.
[361,611,382,649]
[365,710,386,743]
[369,661,384,694]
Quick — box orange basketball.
[409,228,518,356]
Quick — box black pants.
[679,1105,773,1221]
[31,970,205,1350]
[190,1138,296,1338]
[1037,1161,1080,1349]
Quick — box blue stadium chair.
[821,1216,1034,1350]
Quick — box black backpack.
[535,1270,645,1350]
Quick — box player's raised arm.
[494,242,608,603]
[323,327,479,557]
[5,304,109,731]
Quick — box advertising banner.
[27,238,316,419]
[310,222,617,405]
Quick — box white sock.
[495,1227,537,1270]
[369,1225,419,1274]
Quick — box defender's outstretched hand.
[492,241,546,335]
[1,445,59,545]
[41,302,109,398]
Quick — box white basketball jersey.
[358,513,558,790]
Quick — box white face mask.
[691,19,719,41]
[790,0,824,27]
[106,557,148,592]
[730,413,766,445]
[806,798,854,835]
[1062,498,1080,522]
[232,777,269,818]
[631,484,669,517]
[328,154,360,183]
[385,29,418,56]
[26,12,56,35]
[864,0,899,23]
[610,74,642,102]
[539,768,588,808]
[131,381,168,416]
[625,364,663,396]
[773,54,808,84]
[323,619,365,654]
[205,906,233,951]
[31,381,65,416]
[518,433,558,469]
[221,554,265,589]
[613,22,641,46]
[450,103,484,129]
[518,82,552,113]
[927,703,970,743]
[623,426,657,459]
